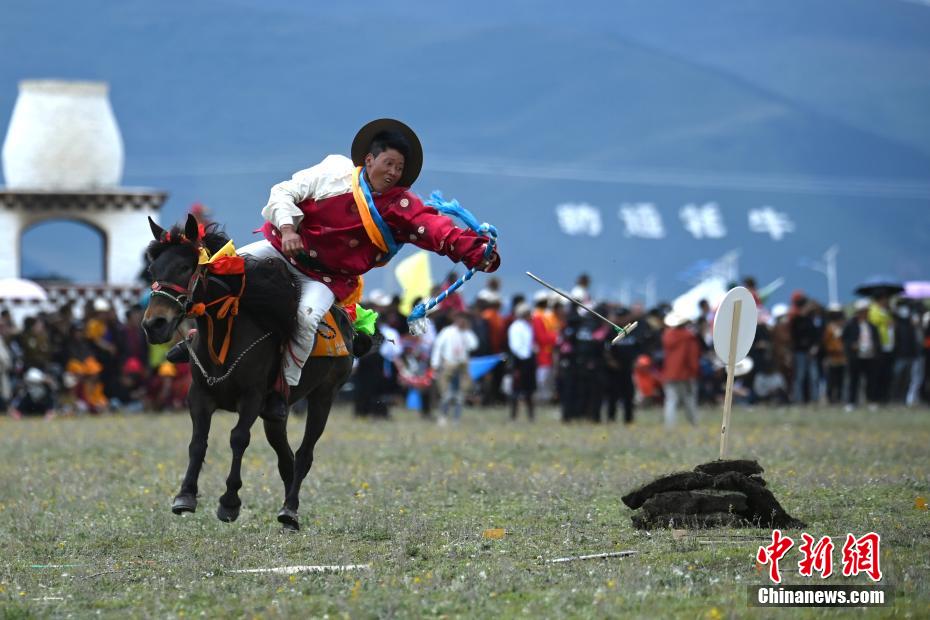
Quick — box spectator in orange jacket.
[531,292,559,401]
[477,289,507,405]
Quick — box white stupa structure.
[0,79,166,317]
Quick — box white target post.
[712,287,758,459]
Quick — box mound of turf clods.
[622,459,805,529]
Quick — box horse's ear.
[149,216,166,240]
[185,213,200,243]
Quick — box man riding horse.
[191,118,500,417]
[146,119,500,529]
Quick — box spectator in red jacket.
[662,311,701,427]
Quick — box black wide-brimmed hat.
[854,277,905,299]
[351,118,422,188]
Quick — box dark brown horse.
[142,214,354,530]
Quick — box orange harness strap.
[187,273,246,365]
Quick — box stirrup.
[166,329,197,363]
[166,342,190,363]
[261,391,288,422]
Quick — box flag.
[469,354,506,381]
[394,251,433,315]
[758,277,785,302]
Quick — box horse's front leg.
[172,387,215,514]
[216,390,262,522]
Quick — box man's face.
[365,148,405,192]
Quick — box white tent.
[0,277,48,301]
[671,276,728,321]
[0,278,51,328]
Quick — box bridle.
[150,263,205,315]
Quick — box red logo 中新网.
[757,529,795,584]
[757,531,882,583]
[841,532,882,582]
[798,533,835,578]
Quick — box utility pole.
[825,245,839,307]
[800,245,839,307]
[638,275,657,310]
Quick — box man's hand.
[279,224,304,258]
[478,248,500,273]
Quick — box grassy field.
[1,403,928,619]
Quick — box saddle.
[310,306,354,358]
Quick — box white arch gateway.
[0,189,166,283]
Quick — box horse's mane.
[146,222,298,339]
[145,222,231,264]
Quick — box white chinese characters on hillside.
[618,203,666,239]
[555,203,603,237]
[553,203,797,241]
[680,203,726,239]
[748,207,795,241]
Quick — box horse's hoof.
[216,502,240,523]
[171,494,197,514]
[277,506,299,531]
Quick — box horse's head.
[142,214,204,344]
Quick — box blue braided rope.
[407,191,497,332]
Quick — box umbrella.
[903,281,930,299]
[853,277,904,298]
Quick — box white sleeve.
[465,329,479,353]
[507,323,519,353]
[431,331,446,369]
[378,326,402,360]
[261,155,353,230]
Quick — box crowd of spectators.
[3,273,928,425]
[352,274,930,426]
[0,299,190,418]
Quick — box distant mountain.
[3,0,929,303]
